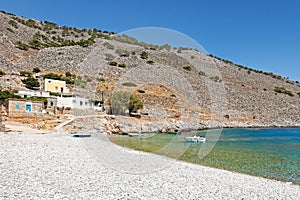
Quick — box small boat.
[184,135,206,143]
[72,132,91,137]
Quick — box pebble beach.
[0,129,300,199]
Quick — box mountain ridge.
[1,10,300,131]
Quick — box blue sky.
[1,0,299,81]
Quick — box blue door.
[26,104,32,112]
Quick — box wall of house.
[56,96,94,110]
[6,99,45,118]
[44,79,69,93]
[18,90,50,98]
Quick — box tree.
[22,77,40,89]
[33,67,41,73]
[110,91,143,115]
[128,95,143,113]
[65,71,72,77]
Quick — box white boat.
[184,135,206,143]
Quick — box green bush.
[110,91,143,115]
[15,41,29,50]
[210,76,222,83]
[297,92,300,97]
[103,42,114,50]
[198,71,206,76]
[105,53,115,61]
[122,82,137,87]
[274,87,294,97]
[7,28,15,33]
[32,67,41,73]
[128,94,143,113]
[118,63,126,68]
[0,70,6,76]
[0,90,21,103]
[8,20,18,29]
[43,73,62,80]
[137,89,145,93]
[20,71,32,77]
[182,66,192,71]
[140,51,149,59]
[146,60,155,65]
[109,61,118,66]
[115,49,130,57]
[22,77,40,89]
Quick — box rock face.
[0,11,300,130]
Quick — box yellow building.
[44,78,69,93]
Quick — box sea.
[110,128,300,185]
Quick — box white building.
[57,96,102,111]
[18,90,50,98]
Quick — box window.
[85,102,87,105]
[72,100,76,103]
[80,101,83,106]
[55,86,58,90]
[48,80,51,83]
[16,104,20,109]
[50,102,54,106]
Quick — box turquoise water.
[111,128,300,185]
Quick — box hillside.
[1,10,300,131]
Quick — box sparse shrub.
[110,91,142,115]
[159,44,171,51]
[118,63,126,68]
[0,70,6,76]
[32,67,41,73]
[43,73,61,80]
[58,52,64,55]
[191,55,195,59]
[15,41,29,50]
[170,94,176,98]
[8,20,18,29]
[20,71,32,77]
[247,70,251,74]
[99,78,105,82]
[7,28,15,33]
[115,49,130,57]
[182,66,192,71]
[103,42,114,50]
[210,76,222,83]
[274,87,294,97]
[109,61,118,66]
[198,71,206,76]
[131,51,136,55]
[297,92,300,97]
[105,53,115,61]
[140,51,148,59]
[137,90,145,93]
[65,71,72,77]
[122,82,137,87]
[146,60,155,65]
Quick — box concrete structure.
[5,98,45,118]
[46,97,57,115]
[56,96,102,111]
[17,90,50,98]
[44,78,69,94]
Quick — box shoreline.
[1,127,300,199]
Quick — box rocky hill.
[1,10,300,131]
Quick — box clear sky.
[0,0,299,81]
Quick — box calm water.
[110,128,300,185]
